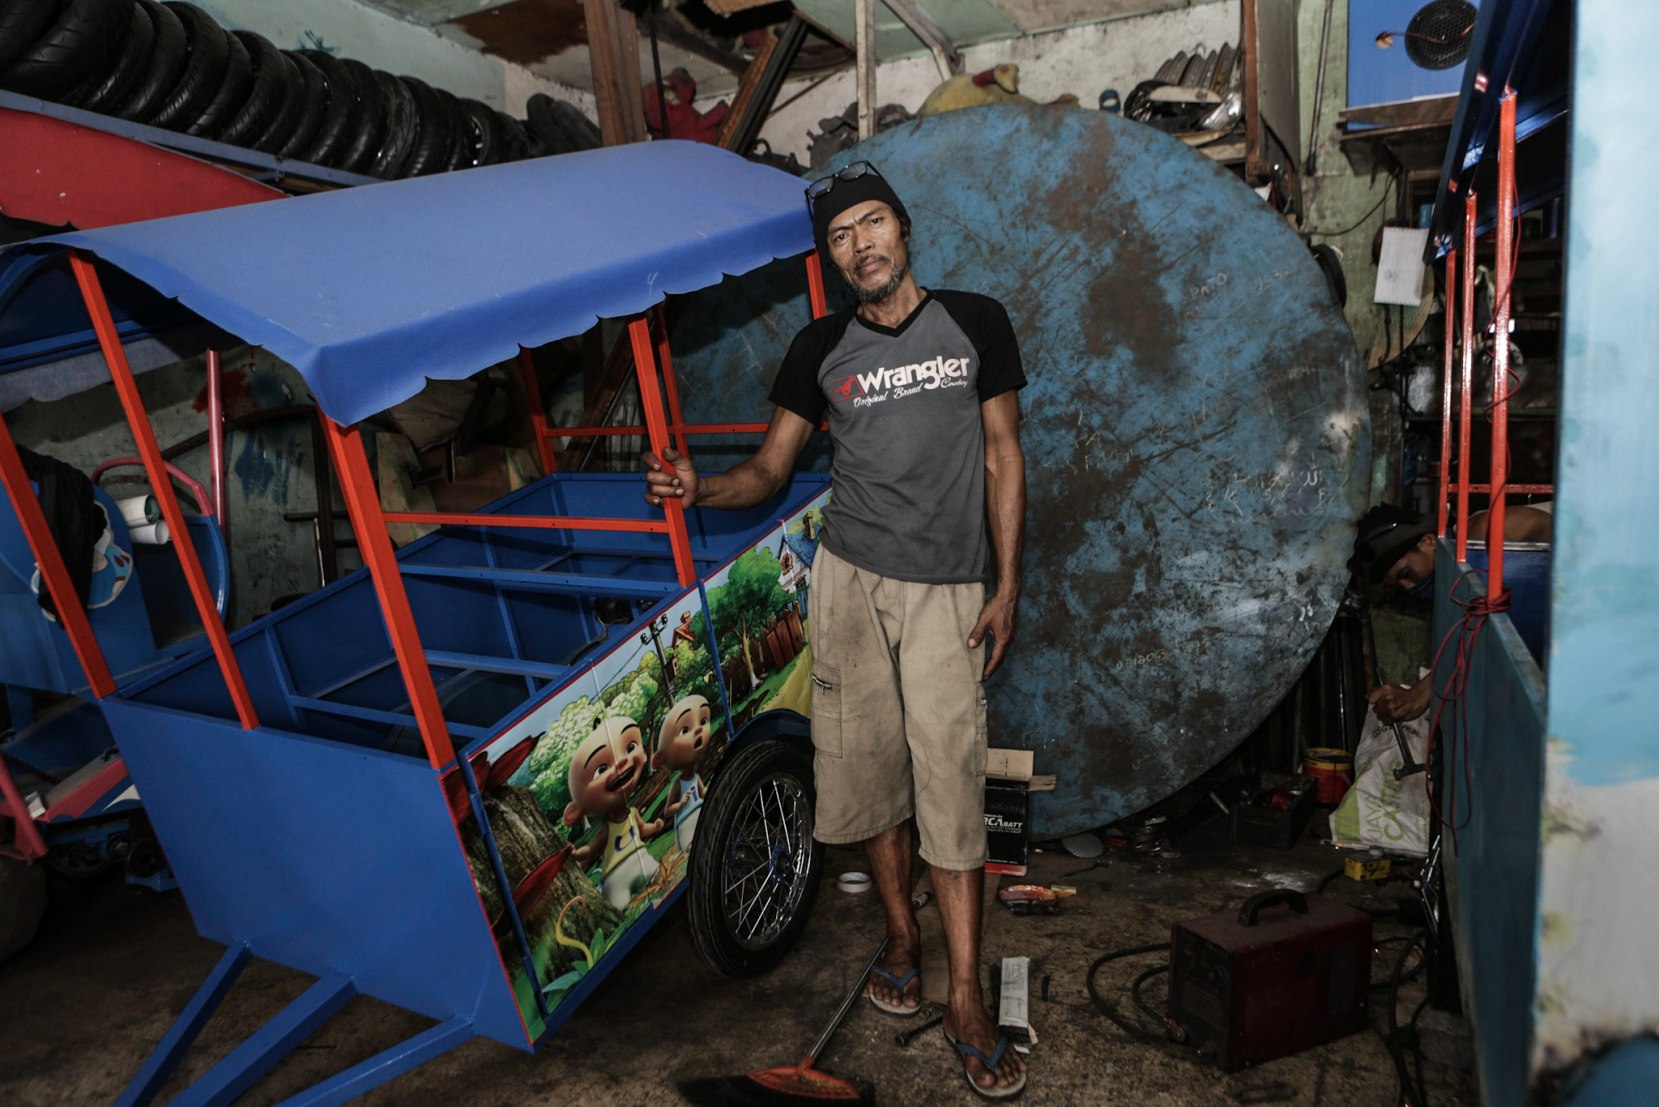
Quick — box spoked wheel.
[688,739,822,977]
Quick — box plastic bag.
[1331,685,1432,856]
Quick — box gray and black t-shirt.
[768,290,1025,584]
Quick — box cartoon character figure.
[564,716,665,910]
[653,694,714,852]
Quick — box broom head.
[677,1057,875,1107]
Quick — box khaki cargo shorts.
[807,545,988,870]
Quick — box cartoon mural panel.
[448,488,829,1038]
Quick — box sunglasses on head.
[805,161,883,213]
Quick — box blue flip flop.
[865,964,921,1016]
[943,1029,1028,1101]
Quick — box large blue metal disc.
[670,107,1370,837]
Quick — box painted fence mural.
[444,491,828,1036]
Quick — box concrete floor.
[1,817,1474,1107]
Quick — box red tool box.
[1168,890,1371,1069]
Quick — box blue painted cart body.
[2,141,830,1104]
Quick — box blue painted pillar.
[1532,0,1659,1088]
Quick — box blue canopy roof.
[19,140,812,425]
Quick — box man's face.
[826,200,908,304]
[1383,534,1437,592]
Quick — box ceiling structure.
[353,0,1227,97]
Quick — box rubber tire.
[248,48,302,154]
[494,109,530,162]
[67,0,151,112]
[0,858,46,963]
[368,68,416,179]
[112,0,182,121]
[275,50,326,158]
[297,49,357,167]
[0,0,129,102]
[524,92,574,156]
[216,29,283,147]
[333,56,385,175]
[144,2,227,131]
[399,75,453,177]
[551,96,601,150]
[181,16,248,137]
[455,96,497,168]
[436,88,471,171]
[687,739,823,979]
[0,0,60,77]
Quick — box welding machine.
[1168,890,1371,1070]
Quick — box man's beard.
[849,256,907,304]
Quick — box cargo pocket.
[811,664,843,758]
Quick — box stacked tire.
[0,0,600,179]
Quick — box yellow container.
[1344,855,1392,881]
[1302,747,1354,805]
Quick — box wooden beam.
[584,0,648,145]
[856,0,876,141]
[882,0,959,81]
[716,30,780,150]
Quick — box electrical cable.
[1309,176,1395,238]
[1131,964,1169,1025]
[1084,942,1208,1061]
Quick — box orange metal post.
[628,317,696,586]
[1457,194,1477,564]
[69,253,259,729]
[806,252,828,319]
[1487,92,1516,602]
[517,347,558,476]
[1438,248,1457,538]
[321,418,456,771]
[652,305,690,459]
[0,414,116,698]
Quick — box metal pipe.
[1457,193,1477,563]
[206,349,226,528]
[1438,248,1456,537]
[1488,91,1516,602]
[321,417,455,771]
[627,317,696,586]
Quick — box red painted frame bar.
[0,752,48,860]
[69,252,259,730]
[0,411,116,699]
[1439,247,1457,537]
[206,350,226,526]
[517,348,559,476]
[1457,193,1477,564]
[652,305,690,459]
[1486,91,1517,602]
[806,253,828,319]
[383,512,669,533]
[321,418,456,771]
[627,316,695,586]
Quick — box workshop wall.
[741,2,1241,166]
[196,0,595,117]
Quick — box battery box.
[1168,890,1372,1070]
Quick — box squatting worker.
[642,161,1028,1100]
[1350,502,1552,724]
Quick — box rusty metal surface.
[670,106,1370,836]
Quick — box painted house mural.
[444,489,830,1033]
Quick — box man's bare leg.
[863,822,921,1011]
[933,864,1027,1090]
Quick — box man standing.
[643,162,1028,1099]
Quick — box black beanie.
[810,172,911,257]
[1349,504,1434,582]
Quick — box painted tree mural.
[709,546,789,692]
